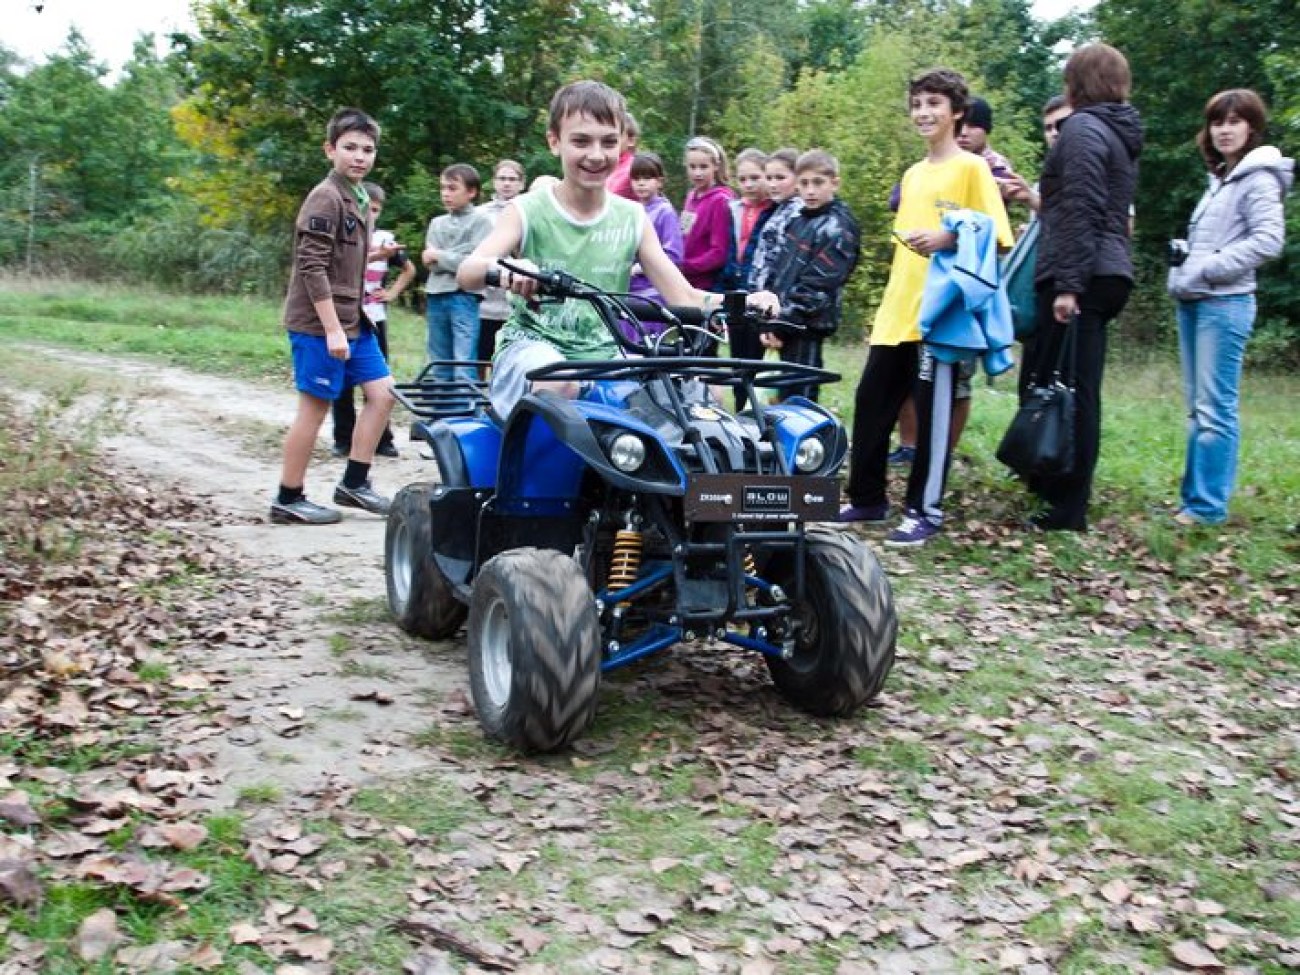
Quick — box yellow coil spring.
[608,529,644,590]
[743,549,757,577]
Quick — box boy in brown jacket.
[271,107,396,525]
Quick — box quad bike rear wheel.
[385,483,467,639]
[467,548,602,752]
[765,527,897,715]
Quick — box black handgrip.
[485,263,580,298]
[621,297,707,326]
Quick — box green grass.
[236,783,283,805]
[328,597,393,626]
[338,658,396,679]
[8,813,278,973]
[0,274,429,384]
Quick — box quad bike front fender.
[496,393,687,511]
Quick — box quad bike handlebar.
[484,260,797,359]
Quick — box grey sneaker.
[270,497,342,525]
[334,480,391,516]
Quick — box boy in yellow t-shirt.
[839,67,1012,546]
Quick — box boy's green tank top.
[497,186,644,360]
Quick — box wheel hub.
[480,595,513,707]
[391,521,412,606]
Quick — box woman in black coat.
[1024,43,1143,531]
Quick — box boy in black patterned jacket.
[761,149,861,402]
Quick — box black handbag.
[996,315,1076,477]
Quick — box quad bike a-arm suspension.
[590,494,810,667]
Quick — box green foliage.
[763,33,919,323]
[1096,0,1300,355]
[0,33,187,225]
[173,0,617,232]
[2,0,1295,355]
[104,197,290,295]
[955,0,1060,128]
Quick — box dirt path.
[44,348,466,805]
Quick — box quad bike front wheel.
[384,483,467,640]
[467,548,602,752]
[765,527,897,716]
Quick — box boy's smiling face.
[797,170,839,210]
[325,129,377,184]
[548,111,622,190]
[910,90,960,145]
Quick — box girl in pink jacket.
[680,136,736,291]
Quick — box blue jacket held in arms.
[919,208,1015,377]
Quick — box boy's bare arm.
[457,206,528,293]
[385,260,418,304]
[640,223,779,317]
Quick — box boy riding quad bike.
[384,262,897,752]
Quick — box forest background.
[1,0,1297,363]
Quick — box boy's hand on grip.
[500,259,541,300]
[746,290,781,318]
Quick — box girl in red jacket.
[680,136,736,291]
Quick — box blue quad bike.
[384,264,897,752]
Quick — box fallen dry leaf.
[115,941,190,969]
[0,791,41,827]
[1127,909,1163,934]
[75,909,122,961]
[1169,939,1223,969]
[286,933,333,962]
[1099,878,1132,905]
[0,858,42,906]
[160,822,209,851]
[185,943,224,970]
[614,910,659,936]
[228,921,262,944]
[660,933,694,958]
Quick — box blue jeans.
[1177,294,1255,524]
[425,291,481,382]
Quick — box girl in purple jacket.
[623,152,685,342]
[680,136,736,291]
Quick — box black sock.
[278,484,305,505]
[343,460,371,489]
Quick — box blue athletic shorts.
[289,329,391,401]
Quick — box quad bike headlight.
[794,436,826,473]
[609,433,647,472]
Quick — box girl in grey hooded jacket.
[1168,88,1293,526]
